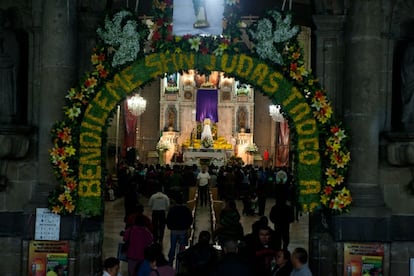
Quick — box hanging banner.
[173,0,224,36]
[28,240,69,276]
[344,243,384,276]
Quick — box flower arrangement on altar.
[245,142,258,153]
[156,140,171,152]
[201,137,214,148]
[47,1,352,216]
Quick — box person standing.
[123,216,153,276]
[269,196,294,250]
[148,187,170,244]
[290,248,312,276]
[166,195,193,265]
[197,166,211,207]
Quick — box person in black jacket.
[211,239,252,276]
[166,195,193,265]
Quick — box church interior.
[1,0,414,275]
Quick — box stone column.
[37,0,77,197]
[337,0,391,239]
[343,0,385,208]
[313,15,345,116]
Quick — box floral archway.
[48,2,351,217]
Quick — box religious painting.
[173,0,225,36]
[164,73,179,93]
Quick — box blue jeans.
[168,230,187,263]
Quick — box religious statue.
[238,108,247,131]
[401,43,414,131]
[0,10,19,124]
[167,107,176,130]
[201,118,213,140]
[192,0,209,28]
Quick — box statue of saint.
[401,43,414,131]
[167,107,176,129]
[201,118,213,140]
[192,0,209,28]
[238,108,247,130]
[0,10,19,124]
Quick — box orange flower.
[58,193,66,203]
[51,205,62,214]
[57,127,71,144]
[64,201,75,213]
[291,52,301,60]
[58,161,69,172]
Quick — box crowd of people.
[100,161,310,276]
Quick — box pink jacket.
[124,226,153,261]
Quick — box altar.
[182,148,232,167]
[157,70,257,166]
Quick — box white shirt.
[197,172,210,187]
[148,192,170,211]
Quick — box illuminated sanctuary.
[157,70,256,166]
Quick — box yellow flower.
[65,146,76,156]
[96,63,105,72]
[58,193,66,203]
[327,176,337,186]
[91,53,99,65]
[320,194,329,206]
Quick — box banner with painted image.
[173,0,224,36]
[344,243,384,276]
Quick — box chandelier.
[127,94,147,116]
[269,105,285,122]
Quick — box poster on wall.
[35,208,61,241]
[28,240,69,276]
[344,243,384,276]
[173,0,224,36]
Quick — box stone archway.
[77,52,321,216]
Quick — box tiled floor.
[102,195,309,275]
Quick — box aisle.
[102,196,309,275]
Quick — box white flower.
[188,37,201,52]
[97,11,141,67]
[249,10,299,65]
[156,140,171,151]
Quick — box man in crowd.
[290,247,312,276]
[148,187,170,244]
[197,166,211,207]
[166,195,193,265]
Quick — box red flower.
[99,69,108,78]
[201,46,209,55]
[330,126,340,134]
[166,34,173,41]
[183,34,192,40]
[167,25,173,33]
[290,63,297,71]
[152,31,161,41]
[324,186,333,195]
[98,53,105,62]
[314,90,324,100]
[156,18,164,26]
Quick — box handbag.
[117,230,130,262]
[117,241,128,262]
